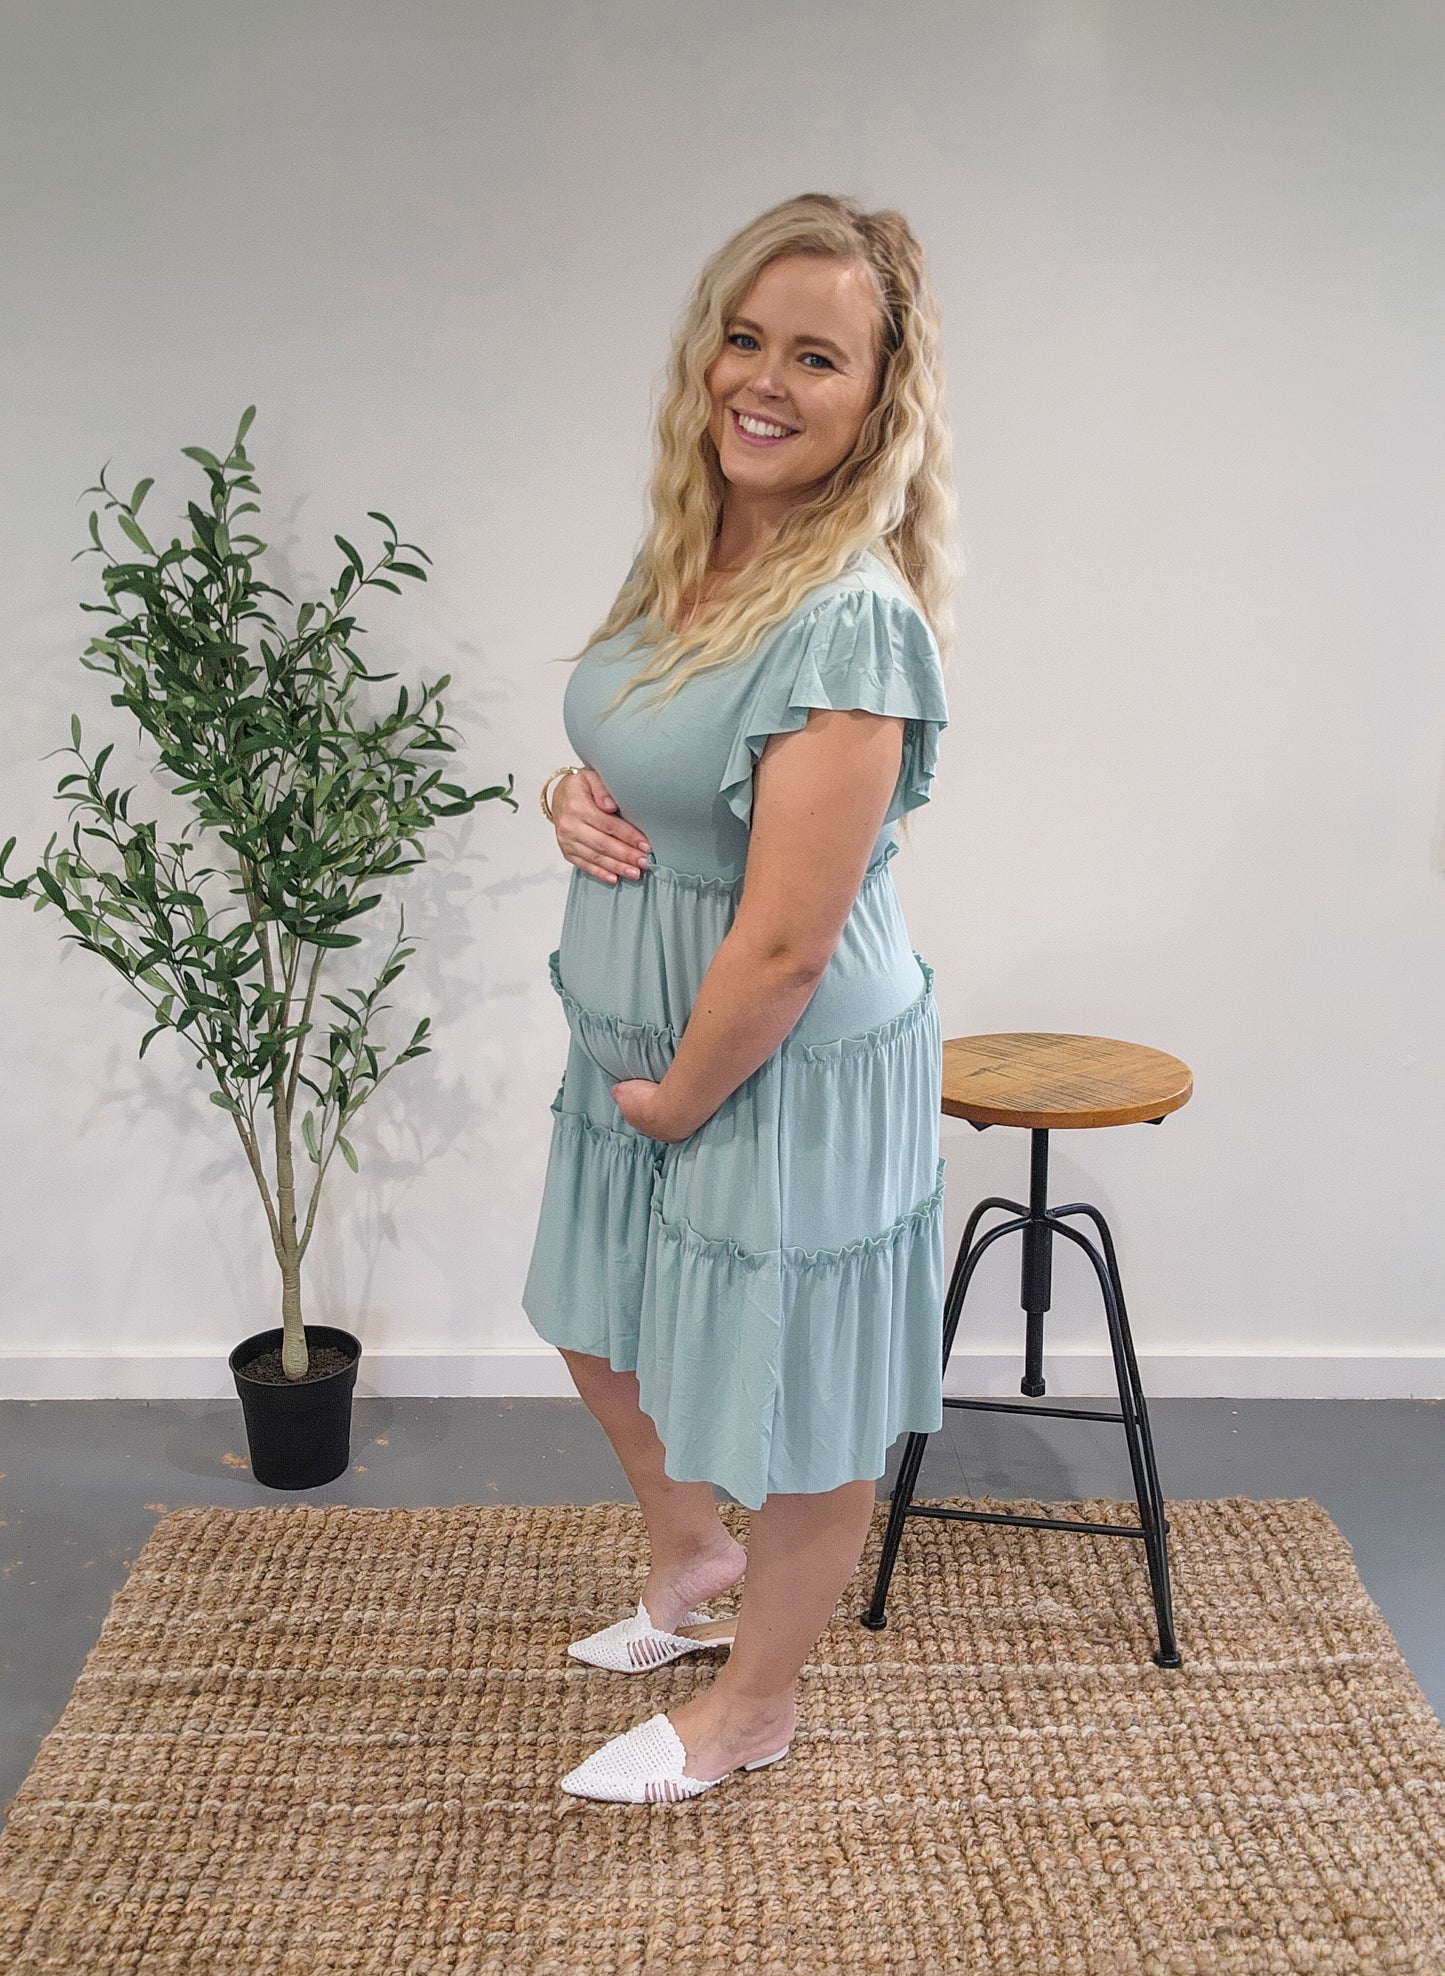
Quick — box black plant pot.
[229,1324,363,1490]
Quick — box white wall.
[2,0,1440,1401]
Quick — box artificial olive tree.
[1,408,514,1377]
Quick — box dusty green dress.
[521,545,950,1509]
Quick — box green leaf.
[70,714,82,749]
[302,1109,320,1163]
[235,405,257,444]
[366,510,398,536]
[138,1022,167,1059]
[335,536,365,582]
[208,1090,242,1115]
[181,445,224,472]
[129,478,154,514]
[117,513,154,556]
[389,562,427,581]
[337,1135,358,1173]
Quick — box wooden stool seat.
[944,1033,1193,1131]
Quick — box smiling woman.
[523,190,961,1801]
[706,254,888,509]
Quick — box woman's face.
[705,253,882,507]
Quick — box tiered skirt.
[521,843,947,1510]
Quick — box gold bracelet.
[540,764,582,823]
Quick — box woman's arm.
[613,707,906,1142]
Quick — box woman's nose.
[745,359,786,395]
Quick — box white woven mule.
[566,1598,738,1672]
[559,1710,791,1803]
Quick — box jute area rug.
[1,1496,1442,1974]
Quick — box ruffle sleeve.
[718,584,950,831]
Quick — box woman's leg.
[665,1476,879,1780]
[558,1348,746,1627]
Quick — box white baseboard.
[0,1350,1441,1402]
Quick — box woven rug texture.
[1,1495,1442,1974]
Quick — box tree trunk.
[273,1085,308,1379]
[279,1236,306,1378]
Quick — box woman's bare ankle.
[641,1526,746,1630]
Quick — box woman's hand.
[553,767,652,884]
[610,1077,692,1143]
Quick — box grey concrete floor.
[2,1396,1442,1831]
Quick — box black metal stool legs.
[860,1189,1027,1636]
[860,1126,1183,1669]
[1051,1197,1179,1663]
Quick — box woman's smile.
[730,407,800,446]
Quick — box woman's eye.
[726,332,833,370]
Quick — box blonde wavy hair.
[567,191,961,733]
